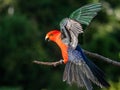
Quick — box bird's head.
[45,30,61,42]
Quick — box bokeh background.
[0,0,120,90]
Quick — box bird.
[45,3,110,90]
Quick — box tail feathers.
[63,61,110,90]
[75,45,110,88]
[63,62,93,90]
[85,58,110,88]
[76,64,93,90]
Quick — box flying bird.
[45,3,110,90]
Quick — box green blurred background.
[0,0,120,90]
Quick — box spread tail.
[63,45,110,90]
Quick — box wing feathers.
[70,3,101,25]
[60,18,83,49]
[60,3,101,49]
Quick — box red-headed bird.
[45,3,110,90]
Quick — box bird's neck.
[54,38,68,64]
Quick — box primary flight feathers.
[70,3,102,25]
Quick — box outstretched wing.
[60,3,101,49]
[70,3,102,26]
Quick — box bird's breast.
[55,37,69,64]
[61,45,68,64]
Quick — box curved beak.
[45,35,49,41]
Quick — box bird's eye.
[50,34,53,36]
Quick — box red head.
[45,30,61,42]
